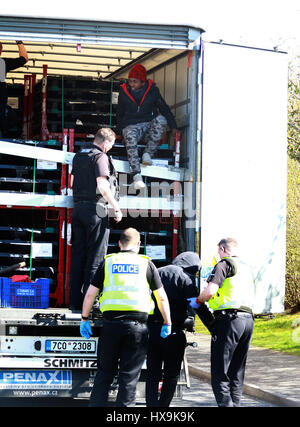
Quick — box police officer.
[145,251,201,407]
[69,128,122,311]
[0,41,28,137]
[190,238,255,407]
[80,228,171,407]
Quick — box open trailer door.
[199,41,288,313]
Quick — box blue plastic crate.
[0,278,50,309]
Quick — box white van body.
[0,6,288,400]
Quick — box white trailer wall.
[148,53,192,168]
[200,42,288,313]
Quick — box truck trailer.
[0,10,288,403]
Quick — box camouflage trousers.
[122,115,167,175]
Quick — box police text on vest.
[112,264,139,274]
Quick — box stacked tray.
[3,83,24,139]
[0,74,182,306]
[0,207,64,307]
[33,75,120,135]
[0,139,64,195]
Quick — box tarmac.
[185,332,300,407]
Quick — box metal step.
[0,191,182,210]
[0,139,186,182]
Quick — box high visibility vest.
[208,257,255,312]
[99,252,155,314]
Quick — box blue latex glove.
[187,297,200,309]
[80,320,93,339]
[160,324,172,339]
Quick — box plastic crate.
[0,278,49,309]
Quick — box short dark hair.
[119,228,140,248]
[94,128,116,146]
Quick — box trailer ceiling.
[0,16,202,84]
[2,40,154,83]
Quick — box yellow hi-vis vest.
[99,252,155,314]
[208,257,255,312]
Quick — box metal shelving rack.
[0,68,185,308]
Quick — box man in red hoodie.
[116,64,178,190]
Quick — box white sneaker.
[133,174,145,190]
[142,152,152,165]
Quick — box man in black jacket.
[145,251,201,407]
[0,41,28,137]
[116,63,179,190]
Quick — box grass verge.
[194,312,300,357]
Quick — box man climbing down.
[116,63,179,190]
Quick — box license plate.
[45,339,96,354]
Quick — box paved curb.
[188,365,300,407]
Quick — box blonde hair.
[218,238,238,253]
[94,128,116,146]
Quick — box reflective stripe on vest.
[208,257,255,312]
[99,252,154,314]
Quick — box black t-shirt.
[207,259,235,287]
[3,57,27,73]
[92,250,163,321]
[95,153,110,178]
[72,148,110,178]
[0,57,27,104]
[71,146,111,203]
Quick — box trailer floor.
[0,307,84,325]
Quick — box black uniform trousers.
[145,323,186,407]
[89,319,148,407]
[210,311,254,407]
[0,103,5,137]
[69,201,110,309]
